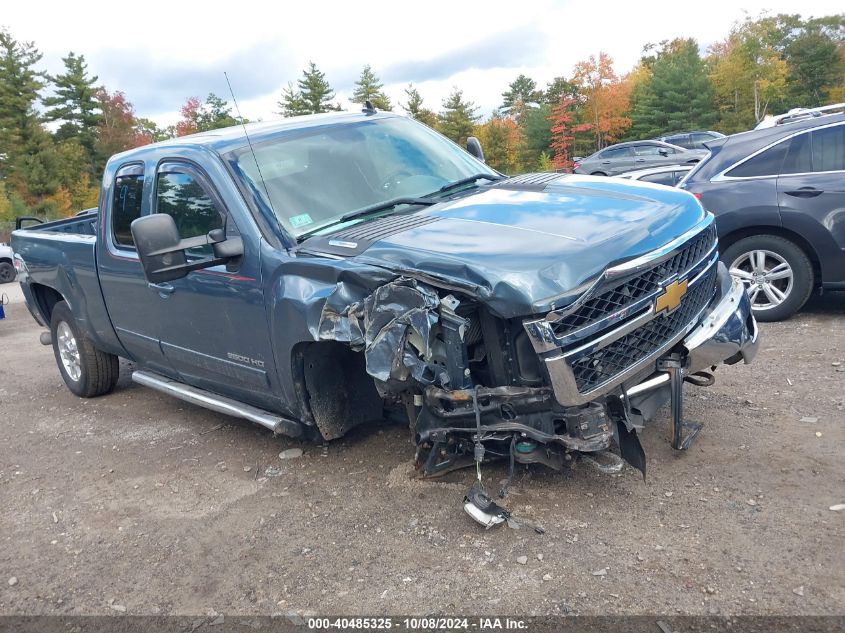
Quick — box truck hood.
[301,174,708,318]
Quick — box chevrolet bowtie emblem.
[654,278,688,314]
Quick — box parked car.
[681,112,845,321]
[12,112,758,515]
[0,243,16,283]
[656,131,725,150]
[573,140,706,176]
[617,164,693,186]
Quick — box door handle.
[635,158,646,163]
[148,282,175,297]
[784,187,823,198]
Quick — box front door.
[149,161,281,411]
[777,123,845,256]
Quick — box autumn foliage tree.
[548,96,588,171]
[475,114,524,174]
[571,52,632,150]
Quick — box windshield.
[226,116,497,239]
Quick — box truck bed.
[11,208,124,356]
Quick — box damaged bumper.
[415,262,759,476]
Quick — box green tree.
[352,64,391,110]
[437,88,478,145]
[519,104,554,170]
[501,74,541,119]
[783,16,845,107]
[0,29,59,206]
[628,38,715,138]
[543,76,578,105]
[298,61,337,114]
[42,52,100,169]
[475,113,523,174]
[196,93,239,131]
[277,82,309,117]
[400,84,437,127]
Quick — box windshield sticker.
[289,213,313,228]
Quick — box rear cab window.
[111,163,145,249]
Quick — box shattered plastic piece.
[463,482,508,529]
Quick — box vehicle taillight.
[691,192,702,201]
[573,162,581,170]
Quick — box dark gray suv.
[681,113,845,321]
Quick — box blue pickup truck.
[12,110,758,512]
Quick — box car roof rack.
[756,103,845,129]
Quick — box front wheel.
[721,235,814,322]
[50,301,120,397]
[0,261,15,283]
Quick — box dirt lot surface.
[0,282,843,617]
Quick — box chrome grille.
[552,223,717,338]
[570,265,718,392]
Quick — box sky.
[2,0,843,127]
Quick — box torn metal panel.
[317,277,444,384]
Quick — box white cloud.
[3,0,842,126]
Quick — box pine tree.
[0,29,58,204]
[277,82,309,117]
[0,30,45,175]
[42,52,100,169]
[437,89,479,145]
[401,84,437,127]
[501,74,541,119]
[352,64,391,110]
[297,62,336,114]
[629,39,715,138]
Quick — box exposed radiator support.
[131,370,302,438]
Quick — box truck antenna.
[224,72,279,225]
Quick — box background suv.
[574,140,706,176]
[657,131,725,150]
[681,113,845,321]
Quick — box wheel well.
[0,257,12,265]
[30,283,65,323]
[719,227,821,287]
[590,171,608,176]
[292,341,383,442]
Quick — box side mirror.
[572,156,583,163]
[658,149,669,157]
[466,136,485,162]
[130,214,243,284]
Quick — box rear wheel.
[50,301,120,397]
[721,235,813,322]
[0,261,15,283]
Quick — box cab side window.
[112,164,145,248]
[155,166,225,257]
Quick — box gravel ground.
[0,282,843,617]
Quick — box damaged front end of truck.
[314,212,759,524]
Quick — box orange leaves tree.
[548,96,591,171]
[474,114,524,174]
[571,52,632,151]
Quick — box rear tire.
[0,261,15,283]
[50,301,120,397]
[721,235,814,322]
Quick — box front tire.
[0,261,15,283]
[50,301,120,397]
[721,235,814,322]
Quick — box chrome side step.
[131,370,302,438]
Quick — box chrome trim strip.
[562,254,718,364]
[132,370,300,436]
[525,218,717,355]
[626,372,670,397]
[710,120,845,182]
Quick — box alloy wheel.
[730,249,794,311]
